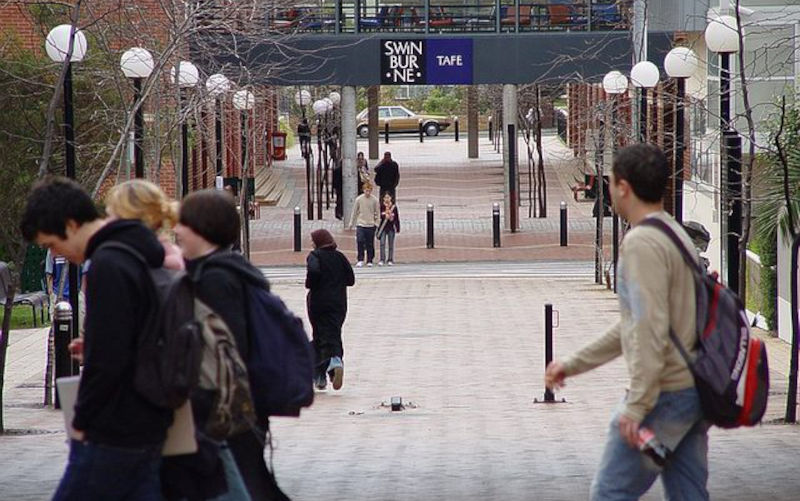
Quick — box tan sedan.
[356,105,452,138]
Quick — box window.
[391,107,411,117]
[379,108,390,118]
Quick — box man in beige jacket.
[545,144,709,500]
[348,182,380,267]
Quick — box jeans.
[53,439,162,501]
[356,226,376,263]
[379,228,396,263]
[591,387,709,501]
[211,445,252,501]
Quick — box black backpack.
[97,242,203,410]
[640,219,769,428]
[199,257,314,419]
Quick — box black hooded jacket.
[186,249,269,361]
[305,247,355,318]
[75,219,173,447]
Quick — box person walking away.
[376,193,400,266]
[356,151,370,196]
[297,118,311,160]
[347,182,379,267]
[21,178,173,501]
[305,229,355,390]
[373,151,399,201]
[176,190,289,501]
[544,144,709,500]
[105,179,250,500]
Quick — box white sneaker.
[367,262,374,267]
[356,261,364,268]
[387,261,394,266]
[378,261,384,267]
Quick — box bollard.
[454,116,459,142]
[293,206,301,252]
[560,201,568,247]
[492,202,501,248]
[488,116,493,142]
[419,119,424,143]
[426,204,435,249]
[384,122,389,144]
[53,301,73,409]
[544,303,555,402]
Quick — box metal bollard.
[384,122,389,144]
[53,301,73,409]
[488,116,493,142]
[543,303,555,402]
[293,206,301,252]
[419,119,424,143]
[454,116,459,142]
[426,204,434,249]
[492,202,501,248]
[560,201,568,247]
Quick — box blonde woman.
[105,179,184,270]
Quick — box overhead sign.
[380,39,473,85]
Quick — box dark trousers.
[228,429,290,501]
[310,310,345,378]
[53,440,162,501]
[356,226,376,263]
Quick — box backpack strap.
[637,217,701,367]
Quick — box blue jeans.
[356,226,376,263]
[379,228,395,263]
[210,445,252,501]
[53,440,162,501]
[591,388,709,501]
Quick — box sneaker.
[367,262,373,267]
[356,261,364,268]
[378,261,384,267]
[387,261,394,266]
[314,374,327,390]
[328,357,344,390]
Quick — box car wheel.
[425,123,439,136]
[358,125,369,138]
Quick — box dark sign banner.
[381,39,473,85]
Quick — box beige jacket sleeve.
[348,195,360,228]
[372,198,380,226]
[562,321,622,376]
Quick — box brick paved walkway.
[3,264,797,500]
[251,133,615,266]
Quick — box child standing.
[377,193,400,266]
[347,182,379,267]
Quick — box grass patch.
[0,305,50,330]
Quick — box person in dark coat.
[306,229,355,391]
[176,189,290,501]
[373,151,399,201]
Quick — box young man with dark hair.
[545,144,709,500]
[21,177,172,500]
[176,189,289,500]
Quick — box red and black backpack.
[640,218,769,428]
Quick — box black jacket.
[305,247,355,317]
[187,249,269,361]
[75,219,173,447]
[374,160,399,191]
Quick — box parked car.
[356,105,452,138]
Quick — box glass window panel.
[744,25,795,78]
[734,80,795,128]
[379,108,390,118]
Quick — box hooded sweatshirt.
[75,219,173,447]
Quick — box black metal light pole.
[674,77,686,223]
[181,88,189,197]
[206,74,230,186]
[132,78,144,178]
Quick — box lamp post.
[171,61,199,197]
[120,48,154,179]
[46,24,87,348]
[312,99,329,219]
[630,61,660,143]
[705,15,742,298]
[295,89,313,218]
[206,74,231,186]
[664,47,699,224]
[233,89,255,260]
[602,70,628,294]
[328,91,342,217]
